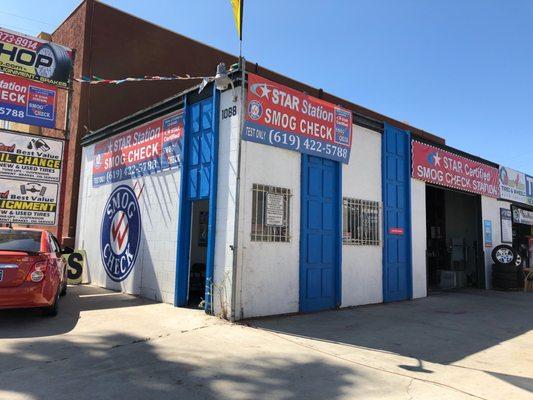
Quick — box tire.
[36,43,72,83]
[491,245,517,266]
[493,279,522,289]
[492,264,522,274]
[42,290,59,317]
[60,268,67,296]
[515,254,522,267]
[493,271,521,281]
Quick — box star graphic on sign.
[107,142,113,153]
[259,84,271,99]
[433,152,441,166]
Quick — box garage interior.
[187,200,209,307]
[425,185,485,291]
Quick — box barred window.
[251,184,291,242]
[343,198,381,245]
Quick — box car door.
[46,233,64,286]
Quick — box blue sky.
[1,0,531,173]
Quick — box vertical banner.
[500,208,513,244]
[242,73,353,163]
[484,220,493,248]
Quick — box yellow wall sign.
[0,27,73,88]
[62,250,86,285]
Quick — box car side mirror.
[61,246,74,254]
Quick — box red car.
[0,228,69,316]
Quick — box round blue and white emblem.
[248,100,263,120]
[100,185,141,282]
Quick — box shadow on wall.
[0,285,155,339]
[249,289,533,366]
[0,332,357,400]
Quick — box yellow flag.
[230,0,243,40]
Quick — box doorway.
[187,200,209,307]
[425,185,485,291]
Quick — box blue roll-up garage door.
[382,123,412,302]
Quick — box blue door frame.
[382,123,412,302]
[299,154,342,312]
[174,87,220,311]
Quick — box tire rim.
[496,248,513,264]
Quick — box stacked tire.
[491,245,523,290]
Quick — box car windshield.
[0,230,42,253]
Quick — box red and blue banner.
[412,140,499,198]
[92,110,183,187]
[242,73,353,163]
[0,73,56,128]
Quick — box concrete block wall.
[76,142,180,303]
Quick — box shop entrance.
[175,92,219,311]
[187,200,209,307]
[425,185,485,291]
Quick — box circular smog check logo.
[100,185,141,282]
[248,100,263,120]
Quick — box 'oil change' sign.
[412,141,499,198]
[243,73,353,163]
[0,27,73,88]
[0,130,64,183]
[0,179,58,225]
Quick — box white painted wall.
[76,131,181,304]
[341,125,383,307]
[212,89,240,318]
[481,196,506,289]
[411,179,427,298]
[236,140,301,319]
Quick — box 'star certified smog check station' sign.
[412,141,499,198]
[242,73,353,163]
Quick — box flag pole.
[231,0,245,321]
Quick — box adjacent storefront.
[499,166,533,267]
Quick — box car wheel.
[42,290,60,317]
[491,245,517,266]
[515,254,522,267]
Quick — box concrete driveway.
[0,285,531,400]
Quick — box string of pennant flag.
[74,74,213,85]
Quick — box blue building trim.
[204,86,220,313]
[175,96,190,307]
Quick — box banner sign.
[0,130,64,182]
[500,208,513,244]
[412,141,499,198]
[242,73,353,163]
[499,166,533,206]
[512,207,533,226]
[483,220,493,248]
[93,110,183,187]
[0,27,73,88]
[0,178,58,225]
[0,73,57,128]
